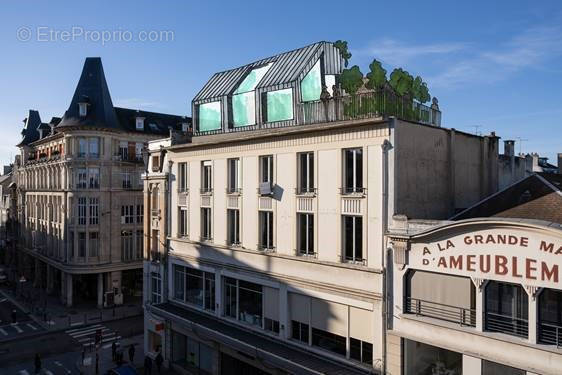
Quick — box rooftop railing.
[194,90,441,136]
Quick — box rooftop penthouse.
[191,41,441,136]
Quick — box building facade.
[13,57,189,307]
[386,172,562,375]
[143,42,503,374]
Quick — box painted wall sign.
[409,227,562,289]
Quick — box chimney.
[504,140,515,157]
[558,153,562,174]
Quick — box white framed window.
[201,161,212,193]
[77,168,87,189]
[343,148,363,194]
[227,209,240,246]
[136,117,144,130]
[79,102,88,117]
[122,171,132,189]
[298,152,314,194]
[135,143,143,161]
[78,197,87,225]
[151,272,162,304]
[343,215,363,263]
[178,162,188,192]
[121,205,134,224]
[258,211,274,250]
[201,207,212,240]
[259,155,273,185]
[89,197,99,225]
[78,138,87,158]
[227,158,241,193]
[88,168,100,189]
[136,204,143,224]
[88,138,99,158]
[119,141,128,160]
[297,213,314,255]
[179,208,188,238]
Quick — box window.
[297,213,314,255]
[171,331,214,372]
[179,208,188,238]
[136,230,143,259]
[343,148,363,194]
[79,102,88,117]
[485,281,528,338]
[292,321,309,344]
[151,155,160,172]
[265,88,293,123]
[312,328,346,356]
[201,208,212,240]
[258,211,274,250]
[121,205,134,224]
[297,152,314,194]
[265,318,280,335]
[88,168,100,189]
[88,138,99,158]
[136,117,144,130]
[404,339,462,375]
[77,168,87,189]
[173,265,215,311]
[201,161,212,193]
[136,204,143,224]
[301,60,322,102]
[121,230,134,261]
[350,338,373,365]
[89,197,99,225]
[223,277,263,328]
[482,360,525,375]
[151,272,162,304]
[119,141,128,160]
[78,197,87,225]
[343,215,363,262]
[89,232,99,257]
[259,155,273,185]
[198,101,221,132]
[227,158,240,193]
[69,231,75,258]
[122,171,132,189]
[135,143,143,161]
[231,64,271,128]
[78,232,86,257]
[78,139,87,158]
[178,162,188,192]
[227,209,240,246]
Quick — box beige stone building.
[142,42,503,374]
[13,58,189,307]
[386,172,562,375]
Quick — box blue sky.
[1,1,561,166]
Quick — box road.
[0,294,44,342]
[0,315,144,373]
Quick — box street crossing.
[65,323,121,350]
[0,321,41,340]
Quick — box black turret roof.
[17,110,42,146]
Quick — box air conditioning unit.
[259,182,273,196]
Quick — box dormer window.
[181,122,190,132]
[78,102,88,117]
[231,63,272,128]
[136,117,145,131]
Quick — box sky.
[0,1,561,167]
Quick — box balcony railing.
[539,322,562,347]
[194,90,441,136]
[485,311,528,338]
[405,297,476,327]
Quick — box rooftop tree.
[339,65,364,95]
[365,59,387,90]
[334,40,352,68]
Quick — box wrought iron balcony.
[539,322,562,347]
[405,297,476,327]
[485,311,528,338]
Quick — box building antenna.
[516,137,529,155]
[471,125,482,136]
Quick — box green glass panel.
[199,102,221,131]
[267,88,293,122]
[232,92,255,127]
[235,63,272,94]
[301,60,321,102]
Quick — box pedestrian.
[155,350,163,374]
[128,343,135,363]
[34,353,41,374]
[11,309,16,323]
[144,355,152,375]
[111,341,117,362]
[95,352,99,375]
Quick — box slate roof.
[17,110,42,146]
[452,173,562,224]
[193,41,342,101]
[114,107,189,136]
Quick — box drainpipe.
[164,157,173,302]
[381,133,392,374]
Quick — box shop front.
[387,218,562,375]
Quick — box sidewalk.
[0,281,143,332]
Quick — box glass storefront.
[404,339,462,375]
[482,360,525,375]
[171,330,214,374]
